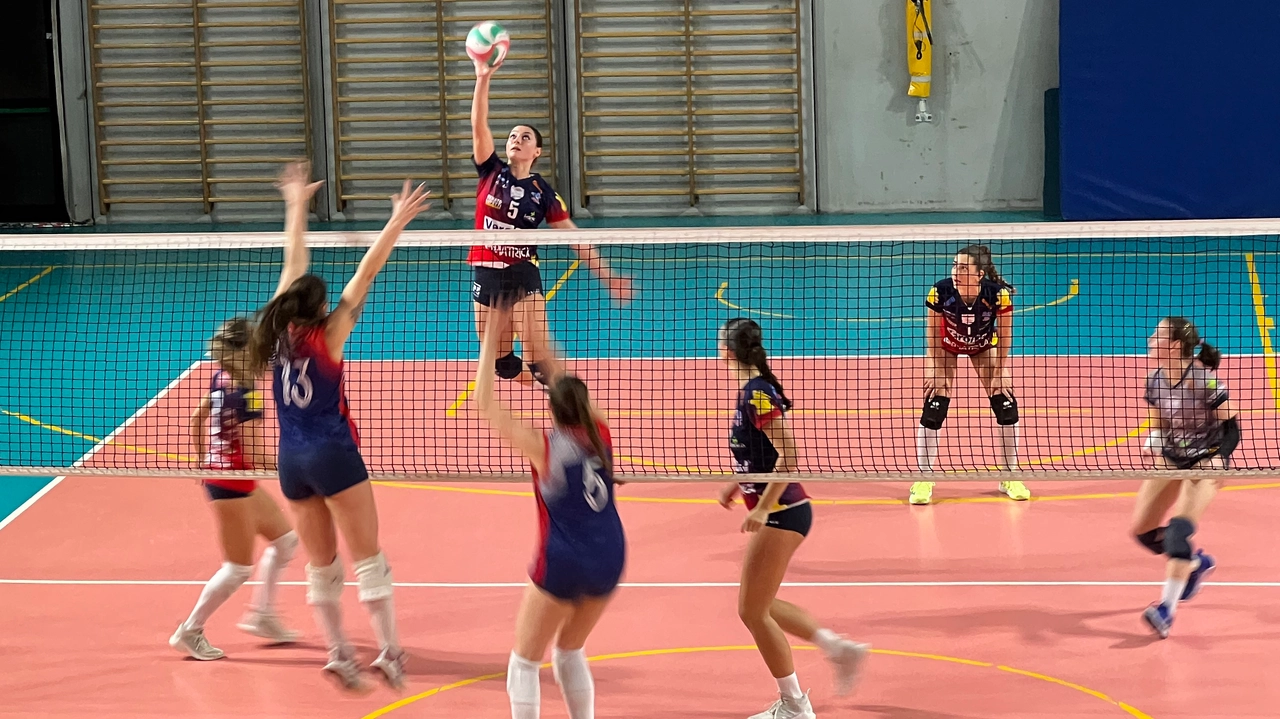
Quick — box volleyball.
[466,21,510,67]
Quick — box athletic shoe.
[999,480,1031,501]
[909,481,934,505]
[828,638,870,696]
[237,611,300,644]
[169,625,225,661]
[323,647,370,693]
[748,691,816,719]
[371,648,406,690]
[1180,549,1215,602]
[1142,602,1173,639]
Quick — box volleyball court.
[2,225,1280,718]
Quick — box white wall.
[813,0,1058,212]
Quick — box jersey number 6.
[281,358,314,409]
[583,459,609,513]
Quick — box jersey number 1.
[582,459,609,512]
[281,358,314,409]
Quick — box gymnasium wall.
[812,0,1058,213]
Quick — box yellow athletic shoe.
[909,481,935,505]
[999,480,1031,501]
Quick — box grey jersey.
[1144,361,1229,459]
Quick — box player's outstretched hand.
[276,160,324,205]
[389,180,432,226]
[717,482,740,509]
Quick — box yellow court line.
[0,408,195,462]
[359,644,1153,719]
[717,279,1079,324]
[1244,253,1280,411]
[0,266,57,304]
[446,260,583,417]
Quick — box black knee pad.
[990,393,1019,425]
[920,395,950,430]
[526,361,550,387]
[495,352,523,380]
[1135,527,1165,555]
[1164,517,1195,560]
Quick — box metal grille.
[89,0,311,218]
[329,0,557,217]
[574,0,804,214]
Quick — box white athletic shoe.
[748,691,816,719]
[828,638,870,696]
[237,611,300,644]
[371,647,407,689]
[323,646,370,693]
[169,625,225,661]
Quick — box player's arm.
[274,161,324,299]
[993,291,1014,384]
[474,306,549,476]
[924,302,942,397]
[471,60,499,165]
[761,416,797,473]
[242,418,276,472]
[566,239,633,303]
[189,394,212,461]
[326,180,432,359]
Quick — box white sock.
[250,531,297,614]
[553,647,594,719]
[999,424,1020,471]
[354,552,400,654]
[811,627,842,657]
[1162,577,1186,615]
[916,426,939,471]
[507,651,541,719]
[184,562,252,631]
[306,559,348,652]
[776,672,803,699]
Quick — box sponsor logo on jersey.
[483,244,533,259]
[511,186,525,200]
[482,216,516,230]
[524,212,538,223]
[962,313,975,325]
[530,191,542,203]
[485,194,502,209]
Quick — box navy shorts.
[533,544,625,602]
[765,502,813,537]
[472,262,543,307]
[204,482,252,501]
[278,443,369,501]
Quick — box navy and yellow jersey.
[1145,361,1230,464]
[926,277,1013,355]
[203,369,263,475]
[468,152,570,267]
[729,376,809,512]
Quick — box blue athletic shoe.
[1143,602,1173,639]
[1180,549,1215,602]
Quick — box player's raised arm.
[273,161,324,299]
[471,58,500,165]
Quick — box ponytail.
[249,275,328,373]
[722,318,793,411]
[957,244,1016,294]
[548,375,612,475]
[1166,316,1221,370]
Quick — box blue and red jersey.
[468,152,570,268]
[202,368,263,493]
[272,324,360,452]
[729,376,809,512]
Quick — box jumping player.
[912,244,1029,505]
[1133,317,1239,638]
[246,163,432,689]
[170,317,300,660]
[469,53,631,386]
[474,303,625,719]
[718,318,869,719]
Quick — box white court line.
[0,360,203,532]
[0,579,1277,588]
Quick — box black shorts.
[278,443,369,501]
[1163,444,1233,470]
[765,501,812,537]
[472,262,543,307]
[204,482,252,501]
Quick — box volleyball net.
[1,220,1278,481]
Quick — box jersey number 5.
[583,459,609,512]
[506,199,520,219]
[280,358,314,409]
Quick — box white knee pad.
[354,552,394,603]
[270,530,299,564]
[305,558,344,606]
[552,647,593,694]
[1143,429,1164,455]
[507,651,541,706]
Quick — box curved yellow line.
[716,278,1079,324]
[358,644,1152,719]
